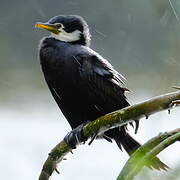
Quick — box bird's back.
[39,37,129,128]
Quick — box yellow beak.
[35,23,60,34]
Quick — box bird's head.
[35,15,91,46]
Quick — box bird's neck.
[69,33,90,46]
[51,32,91,46]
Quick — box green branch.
[38,90,180,180]
[117,128,180,180]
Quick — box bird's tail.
[113,128,169,171]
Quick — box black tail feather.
[113,128,169,171]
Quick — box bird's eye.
[55,23,62,28]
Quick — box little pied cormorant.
[35,15,168,170]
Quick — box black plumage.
[40,38,128,128]
[36,15,168,170]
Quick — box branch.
[117,128,180,180]
[38,90,180,180]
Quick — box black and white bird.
[35,15,168,170]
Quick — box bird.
[35,15,168,170]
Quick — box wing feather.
[76,53,130,108]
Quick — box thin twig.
[117,129,180,180]
[168,0,180,21]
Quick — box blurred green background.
[1,0,180,107]
[0,0,179,180]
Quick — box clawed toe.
[64,124,87,149]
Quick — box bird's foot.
[129,119,140,134]
[64,124,88,149]
[88,133,98,145]
[134,120,140,134]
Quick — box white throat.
[51,29,81,42]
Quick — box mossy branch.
[117,128,180,180]
[38,90,180,180]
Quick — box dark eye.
[55,23,62,28]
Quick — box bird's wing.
[75,53,130,109]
